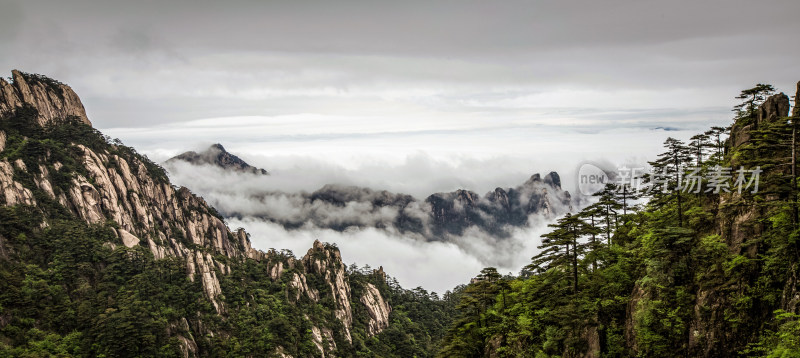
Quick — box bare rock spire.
[757,92,790,125]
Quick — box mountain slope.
[0,71,452,357]
[166,143,269,175]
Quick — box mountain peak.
[543,171,561,189]
[0,70,90,127]
[166,143,269,175]
[210,143,226,151]
[520,172,562,189]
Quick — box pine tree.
[734,84,776,121]
[590,185,623,243]
[704,126,729,163]
[648,137,693,227]
[690,133,711,167]
[530,214,587,294]
[577,203,605,271]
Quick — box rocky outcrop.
[304,240,354,343]
[118,229,140,248]
[235,228,267,261]
[730,92,792,157]
[427,189,481,229]
[189,252,225,313]
[756,92,790,126]
[730,124,752,148]
[283,241,394,356]
[0,160,36,206]
[310,325,337,357]
[167,318,199,358]
[0,70,90,127]
[274,346,294,358]
[360,283,391,336]
[733,92,792,148]
[289,272,320,302]
[66,175,105,225]
[270,261,284,280]
[374,266,386,282]
[542,171,562,188]
[165,143,268,175]
[487,187,511,212]
[0,130,5,153]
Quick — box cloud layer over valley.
[164,152,573,293]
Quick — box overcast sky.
[3,0,798,131]
[2,0,799,291]
[3,0,794,169]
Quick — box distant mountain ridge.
[425,171,571,237]
[166,143,269,175]
[164,144,573,240]
[208,169,573,240]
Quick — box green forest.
[436,85,800,357]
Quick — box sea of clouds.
[163,153,572,293]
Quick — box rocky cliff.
[360,283,392,336]
[0,71,392,357]
[0,70,90,127]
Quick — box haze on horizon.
[1,0,798,292]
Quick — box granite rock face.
[730,91,793,152]
[304,240,355,343]
[757,92,790,126]
[361,283,392,336]
[0,70,90,127]
[0,160,35,206]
